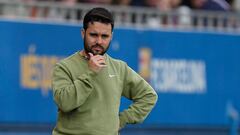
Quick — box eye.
[89,33,98,37]
[102,34,109,39]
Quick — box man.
[52,7,158,135]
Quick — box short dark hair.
[83,7,114,31]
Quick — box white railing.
[0,0,239,32]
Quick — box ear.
[81,29,85,39]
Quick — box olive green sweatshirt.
[52,52,158,135]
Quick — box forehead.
[86,22,112,34]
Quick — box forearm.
[119,90,158,128]
[120,64,158,128]
[52,64,96,112]
[53,78,93,112]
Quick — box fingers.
[98,60,107,67]
[89,53,105,62]
[88,53,107,72]
[92,57,106,67]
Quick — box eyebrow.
[89,32,110,36]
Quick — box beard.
[83,37,110,56]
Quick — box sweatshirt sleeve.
[119,63,158,129]
[52,63,96,113]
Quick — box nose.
[96,36,103,44]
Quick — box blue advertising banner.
[0,20,240,127]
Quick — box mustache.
[91,44,104,50]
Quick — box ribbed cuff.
[119,111,129,129]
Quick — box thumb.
[88,53,94,58]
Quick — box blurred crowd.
[20,0,239,12]
[0,0,238,29]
